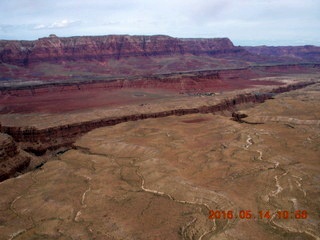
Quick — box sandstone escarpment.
[0,35,243,65]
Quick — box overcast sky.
[0,0,319,46]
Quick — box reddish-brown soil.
[0,78,282,114]
[3,61,319,114]
[0,88,175,114]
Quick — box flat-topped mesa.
[0,35,241,65]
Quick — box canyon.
[0,80,319,239]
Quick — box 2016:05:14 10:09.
[208,210,308,220]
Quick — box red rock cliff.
[0,35,243,65]
[244,45,320,62]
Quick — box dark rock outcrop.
[0,132,18,158]
[231,112,248,123]
[0,133,31,181]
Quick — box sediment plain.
[0,77,319,239]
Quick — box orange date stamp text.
[208,210,308,220]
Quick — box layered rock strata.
[0,63,318,96]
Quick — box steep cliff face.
[244,45,320,62]
[0,35,243,65]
